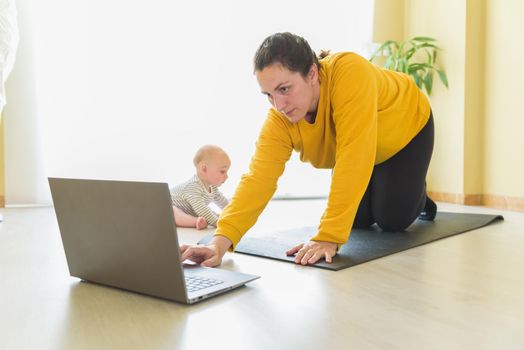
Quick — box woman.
[181,32,436,266]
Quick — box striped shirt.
[170,175,229,227]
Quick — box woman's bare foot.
[196,217,208,230]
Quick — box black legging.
[353,112,434,231]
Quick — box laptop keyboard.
[185,275,224,292]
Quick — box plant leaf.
[418,42,441,50]
[424,72,433,95]
[437,69,449,87]
[402,57,409,73]
[385,55,394,69]
[412,73,422,89]
[405,47,417,60]
[424,49,433,64]
[398,58,404,73]
[412,36,437,42]
[373,36,448,93]
[369,40,396,61]
[408,63,431,72]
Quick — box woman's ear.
[308,63,318,82]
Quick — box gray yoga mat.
[198,212,503,271]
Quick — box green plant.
[369,36,448,95]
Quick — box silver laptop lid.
[49,177,189,302]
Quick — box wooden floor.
[1,200,523,350]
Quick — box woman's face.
[256,63,319,124]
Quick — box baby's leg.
[173,206,208,230]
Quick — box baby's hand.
[195,217,208,230]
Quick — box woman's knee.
[353,218,375,229]
[353,211,375,229]
[375,215,414,232]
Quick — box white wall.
[5,0,373,205]
[3,0,48,204]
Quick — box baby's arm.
[214,190,229,210]
[186,195,220,227]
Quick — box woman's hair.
[253,32,321,77]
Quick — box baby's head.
[193,145,231,187]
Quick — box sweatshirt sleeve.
[312,55,378,245]
[214,112,293,249]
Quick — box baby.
[171,145,230,229]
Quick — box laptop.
[48,177,259,304]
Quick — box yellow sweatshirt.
[216,52,431,248]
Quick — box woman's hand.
[180,235,232,267]
[286,240,337,265]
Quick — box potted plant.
[369,36,448,95]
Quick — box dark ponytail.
[318,49,331,59]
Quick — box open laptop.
[48,177,259,304]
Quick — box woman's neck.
[305,80,321,124]
[304,111,316,124]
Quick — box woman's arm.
[182,113,294,266]
[185,195,220,226]
[314,54,379,245]
[214,112,294,250]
